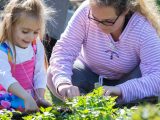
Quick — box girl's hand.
[34,88,51,107]
[103,86,122,97]
[24,95,39,112]
[58,84,80,99]
[36,98,52,108]
[7,82,39,112]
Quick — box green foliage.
[64,87,120,120]
[22,107,57,120]
[22,87,125,120]
[0,87,130,120]
[0,87,160,120]
[0,109,12,120]
[130,104,160,120]
[157,0,160,6]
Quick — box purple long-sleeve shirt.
[49,0,160,103]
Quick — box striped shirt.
[49,0,160,103]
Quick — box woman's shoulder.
[129,12,157,35]
[130,12,148,27]
[74,0,90,15]
[129,12,159,44]
[78,0,90,9]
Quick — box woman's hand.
[103,86,122,97]
[36,98,52,108]
[24,94,39,112]
[58,84,80,99]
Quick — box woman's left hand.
[36,98,52,108]
[103,86,122,97]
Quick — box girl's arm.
[8,82,31,100]
[34,88,45,99]
[33,40,51,107]
[8,82,39,112]
[33,40,47,90]
[0,51,18,90]
[0,47,38,112]
[34,88,51,107]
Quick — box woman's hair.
[0,0,54,63]
[90,0,160,36]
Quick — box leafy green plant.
[16,87,130,120]
[0,109,12,120]
[64,87,120,120]
[3,87,160,120]
[130,104,160,120]
[22,107,56,120]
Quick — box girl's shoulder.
[0,42,13,62]
[0,42,9,54]
[34,38,45,54]
[35,38,44,49]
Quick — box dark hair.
[90,0,130,15]
[89,0,160,36]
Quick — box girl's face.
[12,15,40,49]
[89,4,126,34]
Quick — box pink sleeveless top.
[0,41,37,96]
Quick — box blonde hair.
[90,0,160,36]
[0,0,54,62]
[133,0,160,36]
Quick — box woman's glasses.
[88,10,121,26]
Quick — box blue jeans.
[47,60,157,104]
[71,60,141,94]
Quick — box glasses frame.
[88,10,121,26]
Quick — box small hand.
[58,84,80,99]
[24,95,39,112]
[36,98,52,108]
[103,86,122,97]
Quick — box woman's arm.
[49,1,89,92]
[117,21,160,103]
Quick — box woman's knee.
[72,60,98,92]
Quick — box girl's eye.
[22,31,29,34]
[34,32,38,35]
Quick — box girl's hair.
[0,0,54,63]
[89,0,160,36]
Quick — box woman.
[47,0,160,103]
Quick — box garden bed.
[0,87,160,120]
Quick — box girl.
[47,0,160,104]
[0,0,53,112]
